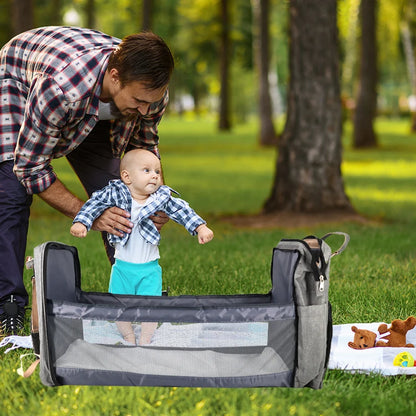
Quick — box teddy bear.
[348,316,416,349]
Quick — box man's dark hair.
[107,32,174,89]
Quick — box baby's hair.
[120,148,160,173]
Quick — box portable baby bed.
[32,233,349,388]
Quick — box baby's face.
[127,152,162,196]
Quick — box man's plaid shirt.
[0,26,168,194]
[73,181,206,246]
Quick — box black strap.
[310,246,327,281]
[303,236,327,281]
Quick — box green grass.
[2,116,416,415]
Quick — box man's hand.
[149,211,169,231]
[91,206,133,237]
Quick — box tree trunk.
[11,0,34,35]
[218,0,231,131]
[264,0,352,213]
[49,0,63,25]
[400,17,416,131]
[142,0,153,31]
[353,0,378,148]
[253,0,278,146]
[85,0,96,29]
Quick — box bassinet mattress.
[55,340,288,378]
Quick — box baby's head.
[120,149,162,198]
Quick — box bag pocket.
[294,303,328,388]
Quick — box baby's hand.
[196,224,214,244]
[70,222,88,238]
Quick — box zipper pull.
[319,275,325,292]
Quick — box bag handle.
[321,232,350,257]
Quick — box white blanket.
[328,323,416,375]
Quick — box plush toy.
[348,316,416,349]
[393,351,415,367]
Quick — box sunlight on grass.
[348,187,416,203]
[343,160,416,178]
[344,159,416,204]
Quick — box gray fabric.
[54,367,294,388]
[34,241,82,386]
[275,239,331,306]
[49,299,295,323]
[56,339,288,378]
[274,238,333,388]
[270,249,298,304]
[34,243,56,387]
[33,235,348,389]
[79,291,271,307]
[294,303,328,388]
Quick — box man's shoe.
[0,295,25,335]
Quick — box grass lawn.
[1,116,415,416]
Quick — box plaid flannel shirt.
[0,26,168,194]
[73,181,206,246]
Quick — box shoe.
[0,295,25,335]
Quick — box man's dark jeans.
[0,121,120,308]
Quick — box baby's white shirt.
[114,199,160,264]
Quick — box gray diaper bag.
[31,232,349,388]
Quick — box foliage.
[0,0,12,45]
[1,116,415,415]
[337,0,411,114]
[1,0,414,118]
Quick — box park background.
[1,1,416,415]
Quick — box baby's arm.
[70,222,88,238]
[196,224,214,244]
[162,190,214,243]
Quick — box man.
[0,26,174,334]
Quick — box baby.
[71,149,214,344]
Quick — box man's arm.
[38,179,84,219]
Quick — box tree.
[85,0,96,29]
[11,0,34,35]
[353,0,378,148]
[252,0,278,146]
[142,0,153,31]
[218,0,231,130]
[0,0,13,44]
[400,0,416,131]
[49,0,62,25]
[264,0,352,213]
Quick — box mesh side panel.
[82,320,270,348]
[48,310,296,383]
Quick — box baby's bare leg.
[139,322,158,345]
[116,321,136,344]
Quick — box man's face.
[104,69,166,117]
[111,81,166,117]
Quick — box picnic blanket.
[328,323,416,375]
